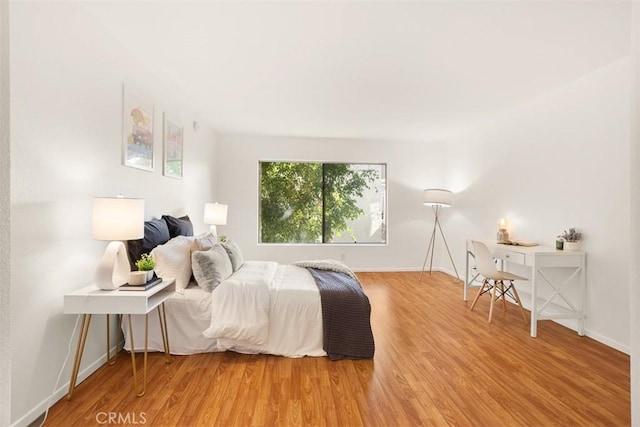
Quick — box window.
[259,162,387,244]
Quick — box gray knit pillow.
[191,245,233,292]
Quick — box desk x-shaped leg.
[531,265,584,337]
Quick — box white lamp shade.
[204,203,228,225]
[423,189,453,207]
[92,197,144,290]
[92,197,144,241]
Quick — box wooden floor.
[44,272,630,426]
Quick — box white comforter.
[123,261,326,357]
[203,261,326,358]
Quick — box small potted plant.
[135,253,156,281]
[558,228,582,251]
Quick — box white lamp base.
[94,241,131,290]
[209,224,218,237]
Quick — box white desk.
[64,279,175,398]
[465,241,586,338]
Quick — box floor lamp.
[419,189,460,282]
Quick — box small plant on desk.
[558,228,582,251]
[558,228,582,242]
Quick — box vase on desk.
[563,241,581,251]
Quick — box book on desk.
[120,277,162,291]
[497,240,539,247]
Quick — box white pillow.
[191,232,218,252]
[150,235,195,291]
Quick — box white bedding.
[123,261,326,358]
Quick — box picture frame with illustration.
[163,113,184,179]
[122,86,154,171]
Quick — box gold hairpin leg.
[67,314,92,400]
[157,303,172,364]
[127,313,148,397]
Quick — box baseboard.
[582,329,630,355]
[12,342,122,427]
[353,267,423,272]
[353,267,460,276]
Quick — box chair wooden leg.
[500,281,507,311]
[470,279,488,312]
[509,281,528,322]
[488,280,498,323]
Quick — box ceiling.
[84,1,631,141]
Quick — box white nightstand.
[63,278,175,398]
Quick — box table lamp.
[92,196,144,290]
[419,189,459,282]
[204,202,228,236]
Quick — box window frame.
[258,160,388,246]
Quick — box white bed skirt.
[122,285,219,355]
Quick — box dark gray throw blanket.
[307,268,375,360]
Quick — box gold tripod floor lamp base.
[419,205,460,282]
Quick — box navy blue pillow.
[127,218,171,270]
[162,215,194,238]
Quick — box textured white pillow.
[192,245,233,292]
[191,232,218,252]
[150,235,195,291]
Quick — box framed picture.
[122,86,154,171]
[163,113,184,179]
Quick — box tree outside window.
[259,162,386,244]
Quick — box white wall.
[218,57,631,353]
[1,1,11,426]
[443,57,631,351]
[9,3,218,425]
[217,134,449,270]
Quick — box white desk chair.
[470,240,528,323]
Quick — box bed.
[122,215,375,360]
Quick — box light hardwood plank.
[44,272,630,426]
